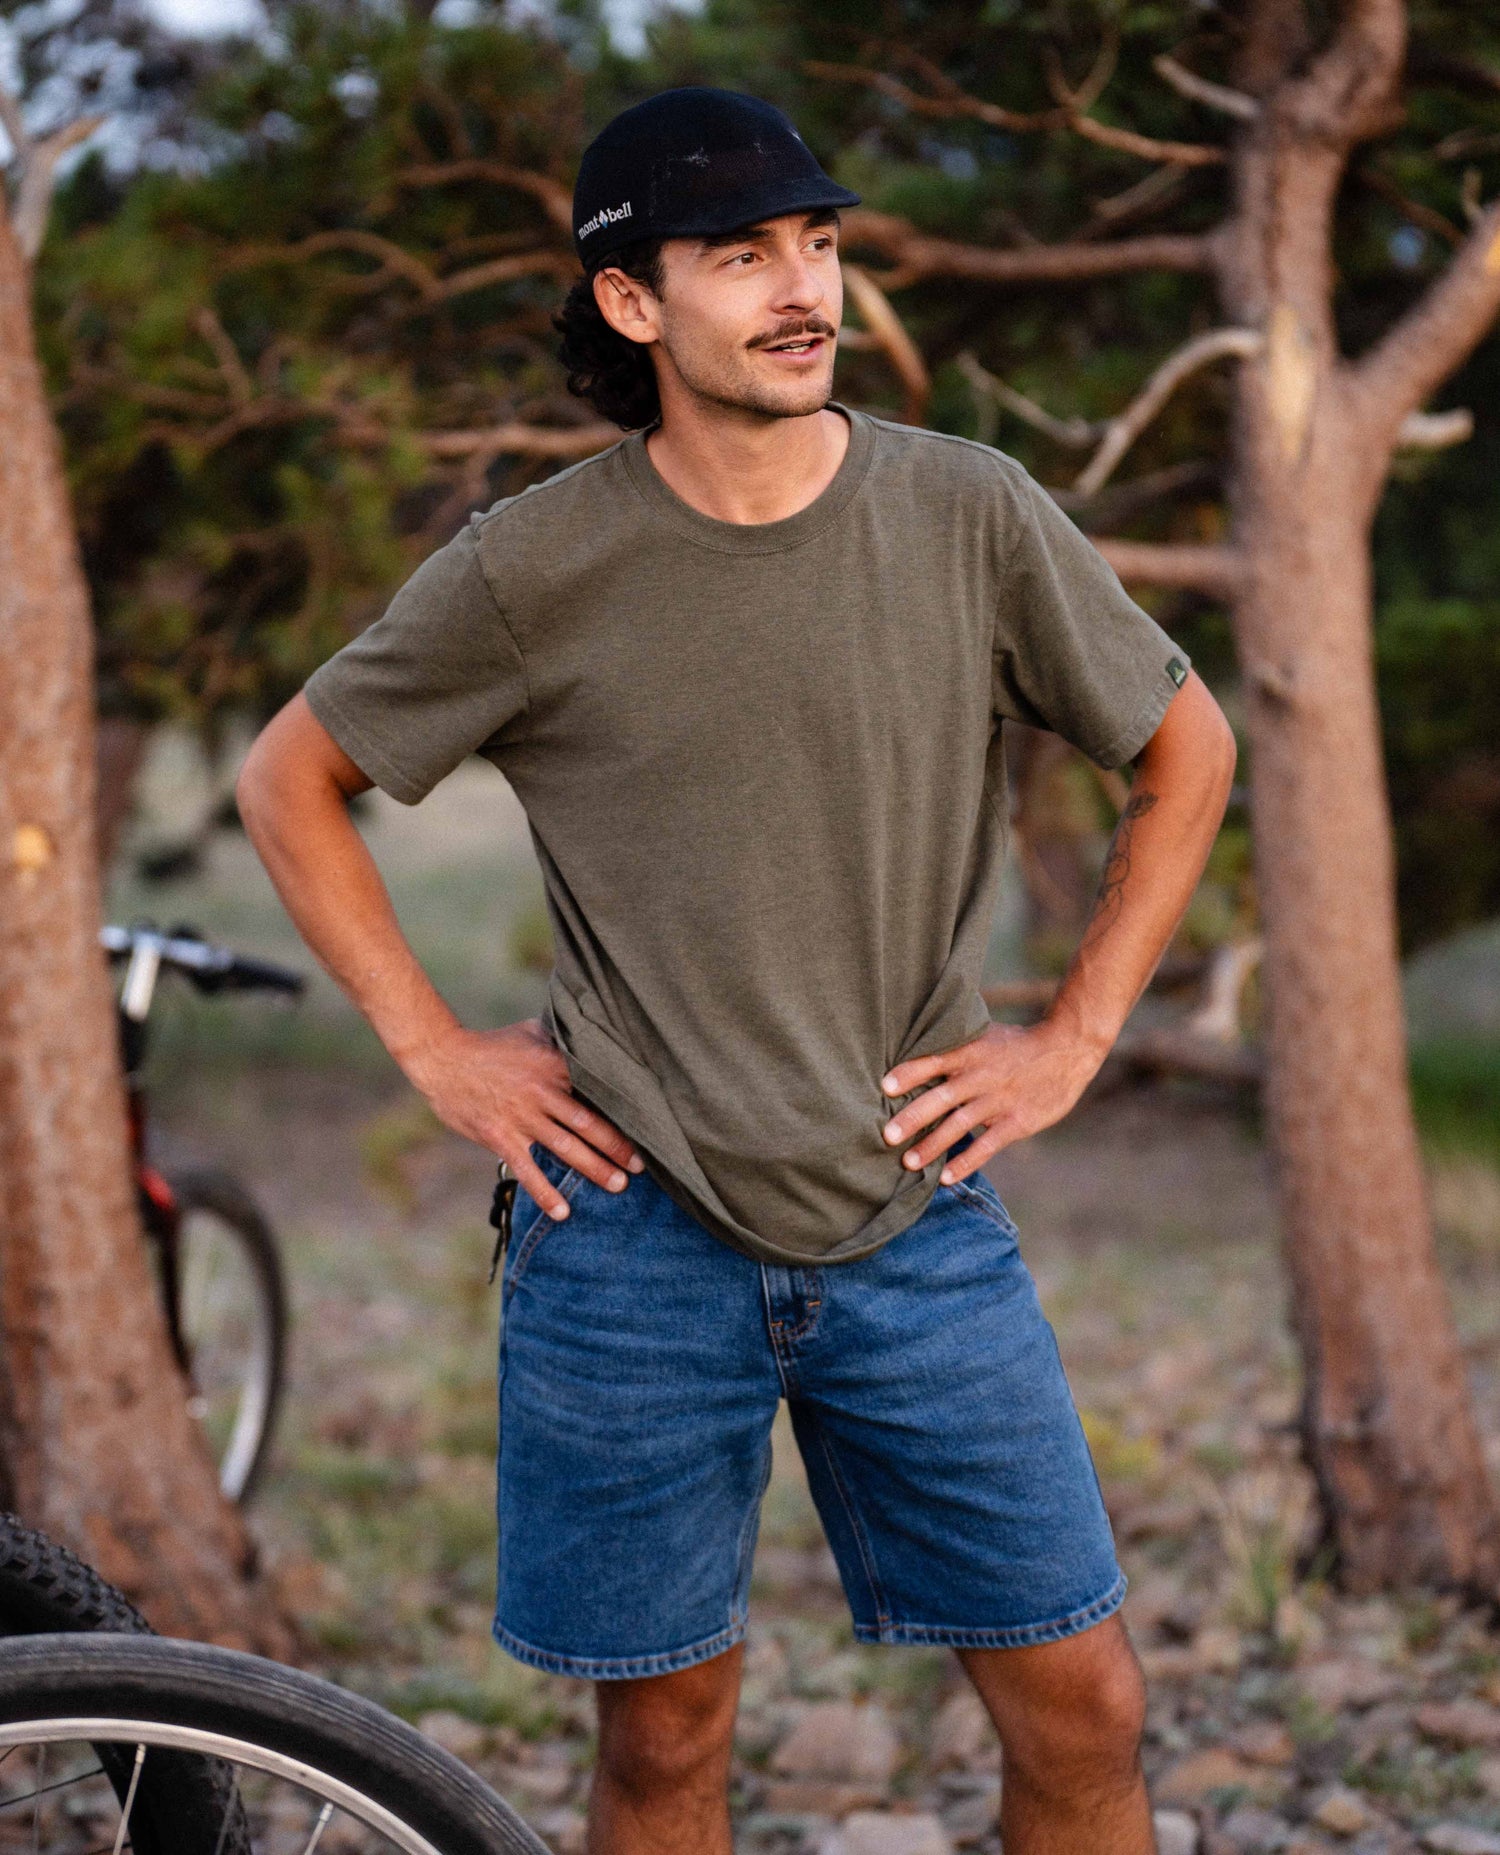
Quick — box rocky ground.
[113,739,1500,1854]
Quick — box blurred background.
[3,1,1500,1850]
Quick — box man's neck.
[644,400,849,526]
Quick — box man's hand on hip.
[879,1019,1106,1184]
[881,672,1239,1188]
[408,1016,644,1220]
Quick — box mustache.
[746,315,838,351]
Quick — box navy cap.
[572,87,861,273]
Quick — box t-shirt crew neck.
[620,404,876,554]
[302,407,1191,1268]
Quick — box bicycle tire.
[0,1517,249,1855]
[164,1167,290,1503]
[0,1635,549,1855]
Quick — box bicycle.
[102,923,301,1504]
[0,1513,548,1855]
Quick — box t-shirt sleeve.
[991,457,1191,770]
[301,518,528,805]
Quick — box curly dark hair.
[554,238,666,431]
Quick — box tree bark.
[0,189,291,1650]
[1209,1,1500,1592]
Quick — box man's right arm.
[234,693,642,1220]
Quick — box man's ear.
[592,267,660,347]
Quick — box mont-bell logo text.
[578,199,633,240]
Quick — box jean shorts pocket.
[504,1144,585,1294]
[946,1168,1021,1243]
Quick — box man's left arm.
[879,669,1238,1184]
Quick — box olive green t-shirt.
[302,405,1190,1267]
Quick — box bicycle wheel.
[0,1635,549,1855]
[0,1516,251,1855]
[0,1513,153,1640]
[163,1169,289,1503]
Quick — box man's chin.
[725,376,836,420]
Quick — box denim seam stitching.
[506,1167,582,1289]
[812,1424,892,1629]
[491,1615,747,1680]
[946,1175,1017,1236]
[851,1568,1128,1649]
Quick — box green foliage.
[37,2,623,729]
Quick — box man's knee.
[593,1644,743,1798]
[960,1616,1148,1798]
[1009,1629,1146,1795]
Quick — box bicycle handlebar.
[101,923,305,1003]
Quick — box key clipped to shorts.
[487,1159,518,1284]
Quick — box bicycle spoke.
[208,1780,238,1855]
[301,1800,333,1855]
[0,1764,106,1810]
[30,1744,43,1855]
[108,1746,144,1855]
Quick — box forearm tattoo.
[1079,787,1159,953]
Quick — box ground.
[105,734,1500,1855]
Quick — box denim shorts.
[492,1132,1125,1679]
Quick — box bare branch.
[805,36,1224,173]
[1152,53,1260,122]
[190,306,255,407]
[1078,163,1197,238]
[218,231,571,304]
[841,264,929,423]
[1395,407,1472,448]
[11,114,106,262]
[434,250,574,301]
[1040,29,1120,116]
[1348,195,1500,443]
[1434,128,1500,163]
[1043,43,1226,167]
[956,352,1100,449]
[1089,537,1246,600]
[1073,327,1263,496]
[842,208,1215,291]
[220,229,449,299]
[390,160,574,236]
[415,420,620,461]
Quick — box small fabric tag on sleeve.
[1166,655,1188,687]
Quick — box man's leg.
[586,1640,745,1855]
[956,1613,1155,1854]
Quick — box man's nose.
[769,247,827,314]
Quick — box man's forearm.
[1046,676,1237,1057]
[236,714,460,1085]
[236,695,641,1204]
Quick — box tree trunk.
[0,190,292,1651]
[1215,15,1500,1592]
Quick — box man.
[237,86,1236,1855]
